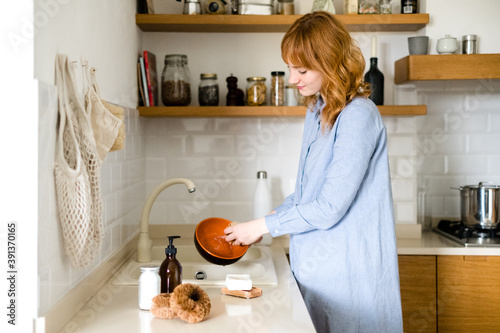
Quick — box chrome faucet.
[137,178,196,262]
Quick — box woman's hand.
[224,217,270,246]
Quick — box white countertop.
[58,227,500,333]
[60,243,316,333]
[397,231,500,256]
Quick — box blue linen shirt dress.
[266,97,403,333]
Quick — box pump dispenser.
[159,236,182,293]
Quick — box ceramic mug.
[436,35,458,54]
[408,36,429,55]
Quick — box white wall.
[417,0,500,221]
[35,0,145,316]
[34,0,500,318]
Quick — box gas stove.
[434,220,500,247]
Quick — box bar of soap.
[226,274,252,291]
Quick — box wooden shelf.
[136,14,429,33]
[395,54,500,84]
[138,105,427,117]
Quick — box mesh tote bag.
[84,67,122,162]
[54,54,103,268]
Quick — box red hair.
[281,11,370,131]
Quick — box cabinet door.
[437,256,500,333]
[398,255,437,333]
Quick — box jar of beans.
[246,76,267,106]
[161,54,191,106]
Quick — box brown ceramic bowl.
[194,217,248,265]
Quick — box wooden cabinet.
[398,256,437,333]
[437,256,500,333]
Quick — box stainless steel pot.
[454,182,500,229]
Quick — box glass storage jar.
[277,0,294,15]
[199,73,219,106]
[270,71,285,106]
[246,76,267,106]
[161,54,191,106]
[138,266,160,310]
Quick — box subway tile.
[418,133,466,155]
[468,134,500,153]
[214,118,259,132]
[446,155,488,175]
[213,157,258,183]
[164,201,211,225]
[167,157,213,178]
[423,175,465,197]
[417,114,446,134]
[146,135,185,157]
[190,135,235,155]
[488,113,500,133]
[443,195,461,217]
[168,118,212,132]
[395,202,416,223]
[417,155,446,175]
[212,202,253,222]
[391,179,415,201]
[145,158,168,180]
[111,222,122,254]
[487,155,500,175]
[445,110,488,133]
[99,226,112,263]
[387,135,416,156]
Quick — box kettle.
[177,0,201,15]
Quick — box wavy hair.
[281,11,370,131]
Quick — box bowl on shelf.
[436,35,458,54]
[194,217,248,265]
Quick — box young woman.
[225,11,403,332]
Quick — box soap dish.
[221,287,262,299]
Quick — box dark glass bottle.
[159,236,182,293]
[401,0,417,13]
[364,57,384,105]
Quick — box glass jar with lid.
[161,54,191,106]
[277,0,294,15]
[246,77,267,106]
[270,71,285,106]
[198,73,219,106]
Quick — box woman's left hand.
[224,217,269,246]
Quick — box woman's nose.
[288,73,299,84]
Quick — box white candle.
[371,36,377,58]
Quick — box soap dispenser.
[159,236,182,293]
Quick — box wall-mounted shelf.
[395,54,500,84]
[136,14,429,33]
[138,105,427,117]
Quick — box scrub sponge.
[226,274,252,291]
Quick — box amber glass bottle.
[159,236,182,293]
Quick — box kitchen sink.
[112,244,278,286]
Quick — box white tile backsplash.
[38,96,146,316]
[418,83,500,220]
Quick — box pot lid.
[461,182,500,189]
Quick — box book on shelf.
[143,50,158,107]
[138,57,149,107]
[137,61,147,106]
